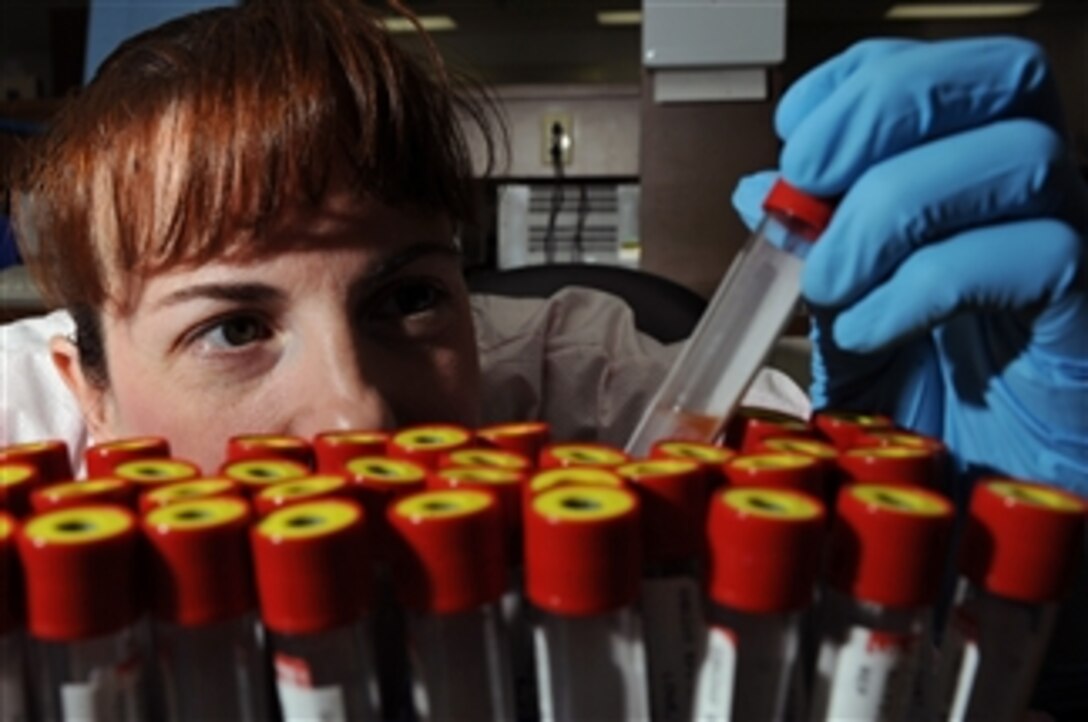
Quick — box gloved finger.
[779,37,1066,196]
[775,39,919,139]
[731,170,779,231]
[803,118,1087,307]
[830,218,1084,353]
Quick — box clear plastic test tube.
[930,479,1086,722]
[388,489,515,721]
[142,497,270,722]
[17,505,149,722]
[626,180,833,457]
[1,512,28,722]
[692,488,826,722]
[525,485,650,721]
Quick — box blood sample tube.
[113,459,201,492]
[725,407,817,454]
[220,459,310,498]
[650,439,736,491]
[388,424,475,470]
[226,434,315,468]
[813,410,895,450]
[525,486,650,720]
[313,431,389,474]
[525,467,626,523]
[32,479,136,513]
[138,478,240,513]
[85,437,171,478]
[538,442,629,470]
[429,467,527,556]
[0,441,73,485]
[810,484,953,722]
[254,475,354,517]
[692,488,826,722]
[617,459,709,722]
[1,463,40,518]
[388,489,515,721]
[143,498,270,721]
[476,421,551,461]
[251,499,380,720]
[837,445,940,489]
[852,431,950,493]
[439,447,533,473]
[1,512,28,722]
[757,438,842,505]
[725,453,826,498]
[17,505,149,721]
[930,479,1085,722]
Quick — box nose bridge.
[289,319,395,435]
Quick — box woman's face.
[55,190,481,473]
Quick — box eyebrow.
[152,242,461,311]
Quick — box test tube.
[142,498,270,721]
[625,181,833,456]
[0,441,74,485]
[312,430,389,474]
[617,459,709,722]
[525,486,650,721]
[692,488,826,722]
[388,424,475,470]
[251,499,380,721]
[226,434,315,468]
[930,479,1086,722]
[85,437,171,478]
[1,512,28,722]
[1,463,41,518]
[32,479,136,513]
[388,489,515,721]
[476,421,551,460]
[538,442,629,470]
[809,484,953,722]
[137,478,240,513]
[220,459,310,497]
[253,475,354,517]
[725,407,817,454]
[17,505,149,721]
[650,439,736,491]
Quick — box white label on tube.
[821,626,918,721]
[275,653,347,722]
[642,575,703,722]
[692,626,737,721]
[533,625,555,722]
[943,612,981,722]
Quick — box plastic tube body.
[408,603,515,721]
[152,613,270,722]
[1,631,28,722]
[533,606,650,721]
[642,561,704,722]
[692,606,802,722]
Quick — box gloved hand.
[733,37,1088,498]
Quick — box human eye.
[368,279,451,322]
[185,313,274,355]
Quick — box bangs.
[13,0,496,311]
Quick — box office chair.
[465,263,707,344]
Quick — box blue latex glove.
[734,36,1088,499]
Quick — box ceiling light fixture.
[381,15,458,33]
[885,3,1041,20]
[597,10,643,26]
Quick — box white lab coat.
[1,287,809,470]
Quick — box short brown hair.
[13,0,498,312]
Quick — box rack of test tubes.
[1,408,1084,722]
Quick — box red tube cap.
[526,486,641,616]
[617,459,708,565]
[725,407,816,454]
[762,179,834,239]
[960,479,1086,604]
[538,442,629,470]
[313,431,389,474]
[430,466,527,560]
[828,484,953,609]
[440,447,532,472]
[143,497,254,626]
[85,437,171,478]
[114,458,202,489]
[226,434,315,469]
[32,479,135,514]
[1,462,41,517]
[221,459,310,497]
[650,440,735,489]
[707,488,825,613]
[0,441,73,485]
[476,421,551,461]
[388,425,474,470]
[813,410,895,450]
[725,453,825,498]
[254,476,354,517]
[251,499,371,635]
[388,490,507,613]
[139,478,241,513]
[838,446,939,489]
[0,513,21,634]
[17,505,140,640]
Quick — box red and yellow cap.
[838,446,939,489]
[526,486,641,616]
[226,434,314,469]
[538,442,629,470]
[1,462,41,517]
[762,179,834,240]
[0,440,73,485]
[961,479,1086,604]
[828,484,953,608]
[527,467,625,498]
[388,490,507,614]
[139,478,241,513]
[255,476,353,517]
[313,430,390,474]
[440,447,532,472]
[650,440,735,489]
[388,425,474,470]
[725,453,825,498]
[725,407,816,454]
[617,459,708,565]
[251,499,370,635]
[707,488,825,613]
[0,513,21,634]
[17,505,140,640]
[32,479,135,514]
[221,459,310,496]
[476,421,551,460]
[813,410,895,449]
[429,467,527,557]
[114,458,201,488]
[143,497,254,627]
[85,437,171,478]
